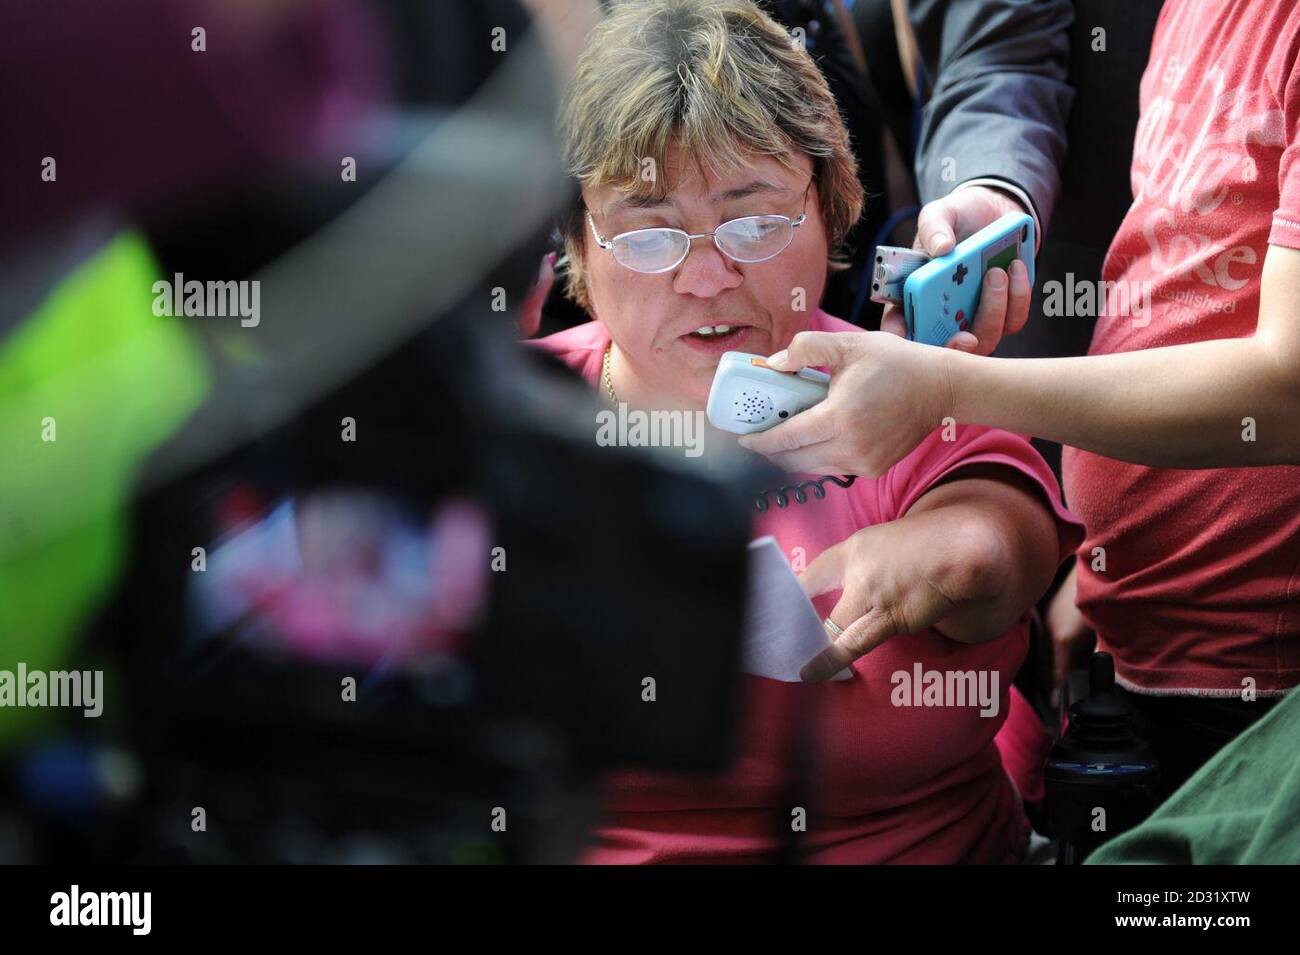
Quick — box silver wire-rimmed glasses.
[586,181,812,274]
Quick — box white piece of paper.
[743,536,852,682]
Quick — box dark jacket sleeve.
[909,0,1074,231]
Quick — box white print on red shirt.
[1128,62,1282,291]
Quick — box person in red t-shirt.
[741,0,1300,794]
[528,0,1082,861]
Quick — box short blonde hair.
[558,0,864,311]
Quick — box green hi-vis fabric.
[1087,686,1300,864]
[0,233,210,746]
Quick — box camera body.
[707,351,830,434]
[903,212,1035,345]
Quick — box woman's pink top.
[530,309,1082,862]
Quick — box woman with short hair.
[531,0,1082,862]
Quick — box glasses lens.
[715,216,793,263]
[611,229,690,273]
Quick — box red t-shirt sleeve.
[880,424,1084,568]
[1270,22,1300,249]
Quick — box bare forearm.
[944,246,1300,468]
[795,473,1063,681]
[946,337,1300,467]
[911,477,1060,643]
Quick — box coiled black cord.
[754,474,856,512]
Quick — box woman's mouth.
[680,323,753,354]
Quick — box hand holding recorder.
[881,187,1037,355]
[711,212,1034,442]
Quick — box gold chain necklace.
[601,343,619,405]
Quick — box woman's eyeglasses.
[587,181,812,274]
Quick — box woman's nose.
[672,238,744,297]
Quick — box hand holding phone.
[902,212,1035,347]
